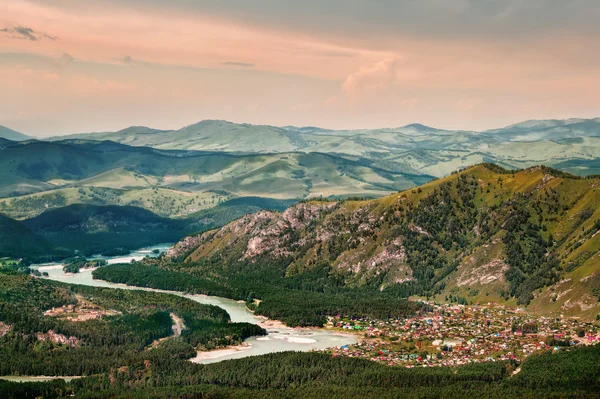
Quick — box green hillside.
[154,163,600,319]
[0,139,427,216]
[0,195,296,262]
[3,117,599,220]
[0,214,52,258]
[0,204,192,259]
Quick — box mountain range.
[0,117,598,220]
[3,117,600,177]
[45,117,600,176]
[1,117,600,275]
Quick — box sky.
[1,0,599,137]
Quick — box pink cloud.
[342,59,397,100]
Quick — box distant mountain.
[51,126,173,145]
[0,125,30,141]
[401,123,443,132]
[22,204,185,235]
[5,117,600,221]
[170,163,600,319]
[484,118,600,142]
[45,117,600,178]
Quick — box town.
[326,302,600,368]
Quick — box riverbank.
[189,344,252,363]
[34,257,357,365]
[0,376,81,383]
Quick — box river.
[31,244,356,364]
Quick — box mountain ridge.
[0,125,30,141]
[166,163,600,319]
[36,117,600,178]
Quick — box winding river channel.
[30,244,356,366]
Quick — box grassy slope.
[0,141,425,215]
[0,186,229,219]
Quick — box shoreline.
[0,375,82,382]
[189,344,252,363]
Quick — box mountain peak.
[116,126,170,135]
[0,125,30,141]
[401,123,440,132]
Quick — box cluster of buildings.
[326,302,599,367]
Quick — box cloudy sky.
[1,0,599,136]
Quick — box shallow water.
[33,246,356,364]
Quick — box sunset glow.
[1,0,599,135]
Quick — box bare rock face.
[457,258,510,287]
[536,173,555,190]
[167,233,213,258]
[241,203,338,259]
[336,236,407,275]
[0,322,10,337]
[282,202,336,230]
[367,237,406,270]
[231,211,278,236]
[36,330,81,347]
[171,202,341,261]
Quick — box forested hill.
[170,163,600,319]
[0,205,194,261]
[0,214,53,258]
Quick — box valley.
[32,262,356,364]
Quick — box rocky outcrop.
[36,330,81,347]
[167,233,212,258]
[241,204,338,259]
[366,237,406,269]
[172,202,339,261]
[457,259,509,287]
[282,202,337,230]
[0,322,10,337]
